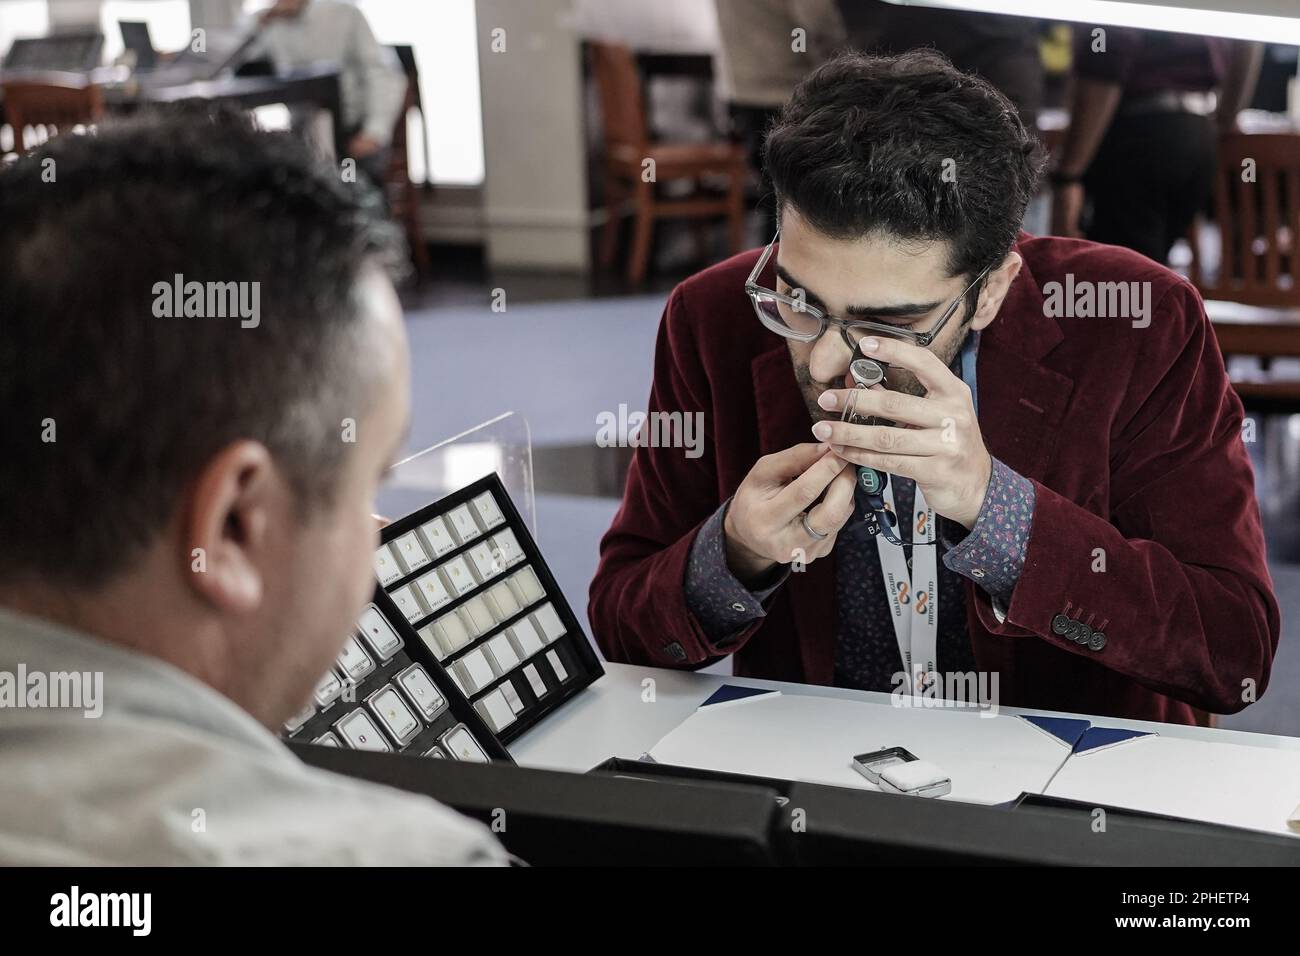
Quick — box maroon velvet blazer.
[588,234,1280,725]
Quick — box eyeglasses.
[744,232,993,350]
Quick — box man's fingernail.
[812,422,832,440]
[861,337,879,352]
[817,391,837,410]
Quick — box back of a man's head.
[0,111,410,725]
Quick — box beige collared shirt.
[251,0,407,145]
[0,607,509,865]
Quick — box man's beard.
[792,325,971,424]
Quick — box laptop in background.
[2,32,104,72]
[118,21,157,71]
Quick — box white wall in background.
[46,0,99,28]
[0,1,50,57]
[356,0,484,185]
[476,0,589,271]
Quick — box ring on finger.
[800,512,829,541]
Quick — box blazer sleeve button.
[1088,632,1107,651]
[1051,614,1071,635]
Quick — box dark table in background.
[0,63,343,158]
[102,64,344,157]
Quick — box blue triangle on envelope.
[1073,727,1153,754]
[1019,715,1091,747]
[701,684,777,707]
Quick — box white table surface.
[1045,734,1300,836]
[510,662,1300,775]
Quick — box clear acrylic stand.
[377,411,537,539]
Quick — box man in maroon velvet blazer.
[588,51,1279,725]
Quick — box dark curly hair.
[763,49,1044,283]
[0,108,404,585]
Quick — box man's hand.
[812,337,993,529]
[347,133,383,159]
[722,442,856,585]
[1051,181,1085,238]
[258,0,307,25]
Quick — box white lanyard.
[875,481,939,697]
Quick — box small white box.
[448,668,468,696]
[447,504,482,544]
[508,566,545,605]
[432,611,471,655]
[546,649,569,682]
[336,635,375,682]
[372,543,402,586]
[508,619,545,659]
[441,724,489,762]
[878,760,951,798]
[388,584,425,624]
[312,668,344,708]
[484,582,520,620]
[468,541,503,581]
[501,679,525,714]
[455,647,495,694]
[414,570,452,612]
[396,664,446,720]
[441,555,477,596]
[492,529,524,566]
[533,602,566,644]
[486,633,520,674]
[336,709,390,751]
[417,625,447,661]
[419,516,456,557]
[357,604,403,659]
[474,688,517,732]
[367,685,421,745]
[522,663,547,698]
[471,491,506,528]
[393,531,432,573]
[458,594,495,636]
[283,703,315,735]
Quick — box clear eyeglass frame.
[744,232,993,351]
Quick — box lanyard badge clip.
[843,359,903,545]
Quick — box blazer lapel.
[978,245,1075,482]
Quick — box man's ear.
[970,250,1023,331]
[182,440,280,614]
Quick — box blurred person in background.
[714,0,846,236]
[835,0,1045,131]
[252,0,406,185]
[1050,27,1263,263]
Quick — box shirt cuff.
[941,457,1036,604]
[684,498,788,647]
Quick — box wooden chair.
[588,40,747,284]
[1186,132,1300,409]
[1,73,104,155]
[386,45,431,281]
